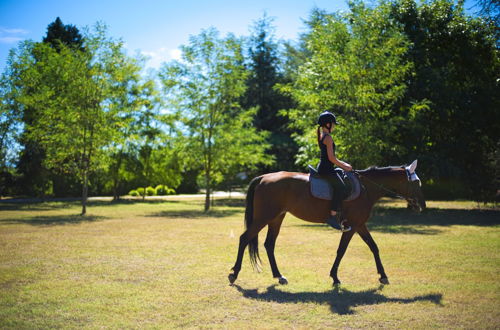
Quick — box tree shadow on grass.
[295,208,499,235]
[233,284,443,315]
[0,199,184,212]
[210,198,245,207]
[0,214,108,226]
[145,198,244,219]
[147,208,241,219]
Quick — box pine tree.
[244,14,298,173]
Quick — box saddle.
[308,165,361,201]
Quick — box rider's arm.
[323,135,353,171]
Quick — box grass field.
[0,197,499,329]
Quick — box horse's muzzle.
[407,197,426,212]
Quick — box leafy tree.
[103,55,172,200]
[473,0,500,26]
[160,28,272,211]
[390,0,499,201]
[16,17,85,197]
[7,23,139,214]
[133,83,181,201]
[283,3,412,169]
[0,70,22,197]
[244,14,299,173]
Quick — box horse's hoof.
[278,276,288,285]
[228,273,237,284]
[379,277,389,285]
[333,280,341,286]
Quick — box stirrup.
[340,219,351,232]
[326,215,351,232]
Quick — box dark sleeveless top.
[318,133,336,174]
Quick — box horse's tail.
[245,175,263,271]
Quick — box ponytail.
[317,126,321,145]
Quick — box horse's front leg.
[357,224,389,284]
[329,230,355,285]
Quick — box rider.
[317,111,352,232]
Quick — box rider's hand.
[344,164,353,172]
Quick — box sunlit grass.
[0,197,499,328]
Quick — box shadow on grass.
[0,199,186,212]
[147,208,241,219]
[296,208,499,235]
[0,197,243,211]
[233,284,443,315]
[0,214,108,226]
[146,198,245,218]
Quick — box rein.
[354,170,407,200]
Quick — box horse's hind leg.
[264,213,287,284]
[357,224,389,284]
[229,223,266,284]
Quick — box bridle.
[354,169,418,202]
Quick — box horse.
[228,160,426,286]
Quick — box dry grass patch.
[0,197,499,328]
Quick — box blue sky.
[0,0,351,72]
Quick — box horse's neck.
[361,171,400,203]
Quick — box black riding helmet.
[317,111,338,126]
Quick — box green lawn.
[0,197,499,329]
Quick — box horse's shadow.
[233,284,443,315]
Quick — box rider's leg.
[326,172,350,232]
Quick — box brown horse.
[228,160,426,286]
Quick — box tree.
[159,28,272,211]
[244,14,299,173]
[133,79,181,200]
[282,3,412,169]
[0,68,22,198]
[16,17,85,197]
[390,0,499,201]
[7,23,139,214]
[103,54,177,200]
[43,17,84,51]
[473,0,500,26]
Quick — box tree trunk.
[204,128,213,212]
[81,169,88,216]
[112,180,120,201]
[204,171,211,212]
[112,153,122,201]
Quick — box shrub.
[155,184,176,195]
[129,190,139,197]
[155,184,166,195]
[137,187,145,196]
[146,186,156,196]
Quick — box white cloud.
[169,48,181,61]
[141,47,182,69]
[0,27,29,44]
[0,37,23,43]
[0,28,28,35]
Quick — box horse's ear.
[406,159,418,173]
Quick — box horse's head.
[403,160,426,212]
[359,160,426,212]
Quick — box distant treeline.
[0,0,498,214]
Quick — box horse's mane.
[358,165,405,174]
